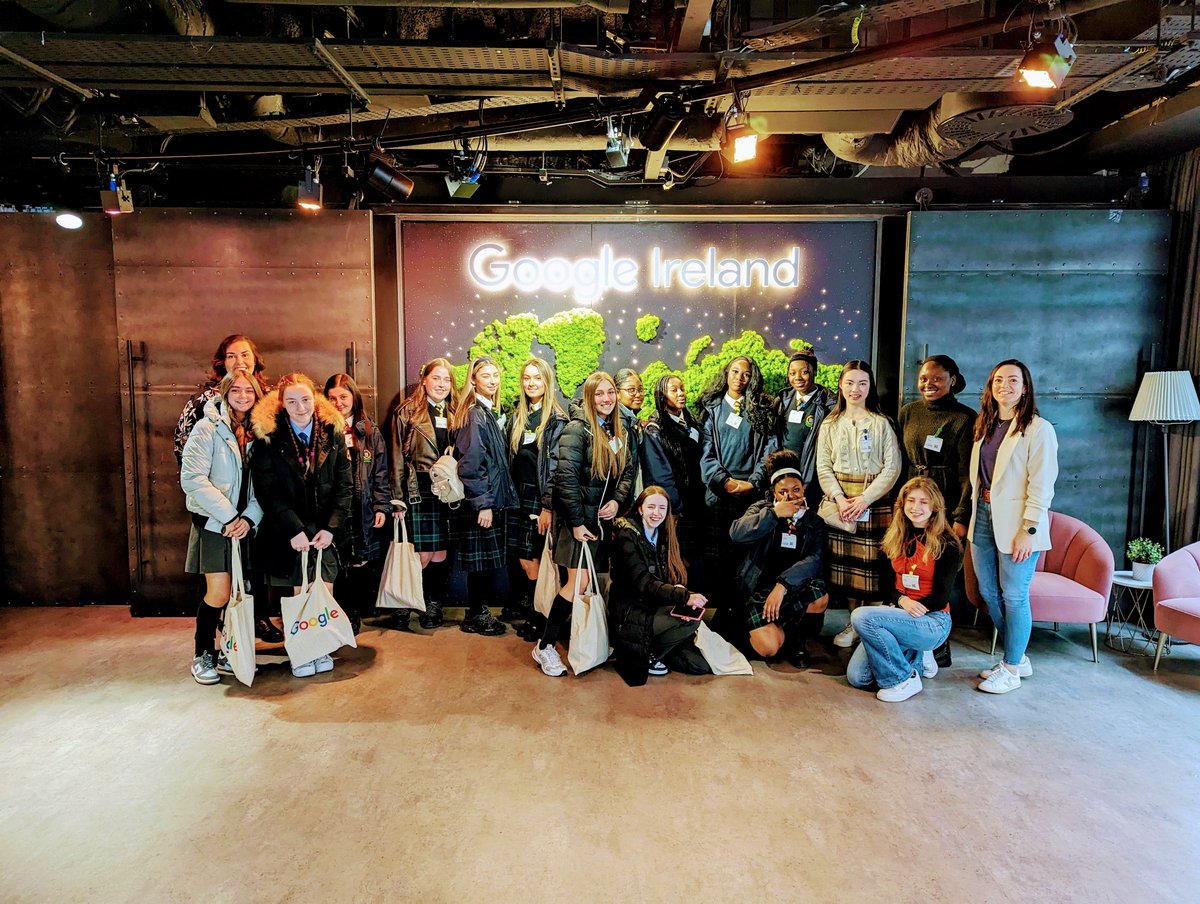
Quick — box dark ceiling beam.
[675,0,713,53]
[0,42,99,100]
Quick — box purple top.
[979,419,1012,492]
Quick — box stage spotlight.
[99,173,133,216]
[721,116,758,164]
[445,153,481,199]
[297,165,323,210]
[1018,34,1076,89]
[56,212,84,230]
[639,95,686,152]
[366,155,415,201]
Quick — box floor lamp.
[1129,370,1200,552]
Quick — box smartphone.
[670,603,705,620]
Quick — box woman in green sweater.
[895,354,975,666]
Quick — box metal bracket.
[310,38,371,106]
[0,42,100,100]
[1055,48,1161,111]
[546,41,565,108]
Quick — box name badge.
[434,416,448,430]
[788,409,806,425]
[522,430,537,445]
[688,427,700,442]
[780,533,797,549]
[609,437,623,453]
[725,413,744,430]
[902,572,921,591]
[924,435,944,452]
[856,508,871,523]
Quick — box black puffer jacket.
[552,412,637,532]
[249,392,353,580]
[608,517,690,687]
[729,496,826,599]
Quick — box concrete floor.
[1,607,1198,904]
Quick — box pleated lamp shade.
[1129,371,1200,424]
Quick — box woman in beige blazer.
[967,359,1058,695]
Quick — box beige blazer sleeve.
[968,416,1058,554]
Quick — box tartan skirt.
[406,472,450,552]
[703,493,755,574]
[825,471,893,602]
[452,510,509,573]
[746,578,828,632]
[506,480,545,561]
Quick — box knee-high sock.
[422,558,449,604]
[195,603,222,657]
[539,594,572,648]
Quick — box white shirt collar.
[477,394,494,410]
[724,393,742,409]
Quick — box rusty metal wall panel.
[112,209,375,614]
[902,210,1169,560]
[0,214,129,604]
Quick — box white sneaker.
[833,624,859,648]
[314,654,334,673]
[531,644,567,677]
[978,665,1021,694]
[978,655,1032,679]
[876,671,923,702]
[647,658,669,677]
[215,651,234,675]
[921,649,938,679]
[292,659,317,678]
[191,652,220,685]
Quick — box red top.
[891,540,950,613]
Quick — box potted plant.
[1127,538,1164,581]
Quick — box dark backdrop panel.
[112,209,376,614]
[401,219,877,385]
[903,210,1169,558]
[0,214,128,604]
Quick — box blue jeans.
[970,500,1039,666]
[847,606,952,689]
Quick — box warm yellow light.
[732,132,758,163]
[1019,68,1057,89]
[298,199,322,211]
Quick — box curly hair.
[697,356,775,436]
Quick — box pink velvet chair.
[964,511,1115,661]
[1152,542,1200,671]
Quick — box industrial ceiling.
[2,0,1199,208]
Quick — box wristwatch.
[1025,524,1037,535]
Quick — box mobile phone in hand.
[669,603,704,620]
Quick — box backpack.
[428,447,464,507]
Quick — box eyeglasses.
[620,386,644,396]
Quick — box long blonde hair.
[881,476,959,562]
[509,357,566,456]
[581,371,628,479]
[452,356,501,432]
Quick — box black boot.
[933,638,952,667]
[461,605,506,636]
[783,611,825,669]
[419,559,448,628]
[418,599,443,629]
[380,609,411,631]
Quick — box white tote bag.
[220,539,257,687]
[567,543,609,676]
[376,514,427,612]
[694,622,754,676]
[281,547,357,667]
[532,536,558,618]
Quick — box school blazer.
[968,415,1058,554]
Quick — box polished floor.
[1,605,1198,904]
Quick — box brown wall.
[0,214,129,603]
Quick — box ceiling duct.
[822,93,1075,168]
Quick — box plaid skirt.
[406,472,450,552]
[746,578,828,631]
[452,510,508,573]
[825,472,893,602]
[506,480,546,561]
[703,493,755,576]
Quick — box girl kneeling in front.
[729,450,829,669]
[608,487,709,685]
[846,476,962,702]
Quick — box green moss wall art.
[635,314,661,343]
[535,308,606,397]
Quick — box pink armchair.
[1152,542,1200,671]
[965,511,1115,662]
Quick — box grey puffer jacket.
[180,397,263,533]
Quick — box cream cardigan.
[815,411,901,506]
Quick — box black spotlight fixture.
[366,154,415,202]
[639,95,687,152]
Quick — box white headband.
[770,467,803,485]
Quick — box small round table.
[1105,570,1157,656]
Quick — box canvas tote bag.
[693,622,754,676]
[567,543,609,676]
[282,547,357,667]
[220,539,257,687]
[376,512,427,612]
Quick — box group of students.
[178,333,1059,701]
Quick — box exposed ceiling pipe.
[148,0,216,37]
[224,0,629,10]
[822,102,973,169]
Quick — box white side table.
[1106,570,1157,656]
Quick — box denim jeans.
[846,606,952,689]
[970,500,1039,666]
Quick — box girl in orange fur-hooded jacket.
[250,373,353,589]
